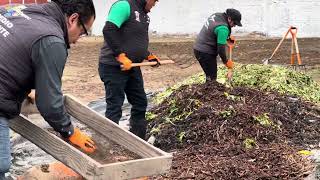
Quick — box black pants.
[98,63,148,139]
[194,49,218,81]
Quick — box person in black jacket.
[0,0,96,178]
[99,0,160,140]
[194,8,242,82]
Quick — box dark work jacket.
[99,0,150,65]
[194,13,231,55]
[0,2,68,118]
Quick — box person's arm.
[103,1,130,56]
[31,36,96,153]
[214,25,229,64]
[31,36,73,138]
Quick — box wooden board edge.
[96,155,173,180]
[9,114,102,178]
[64,94,168,158]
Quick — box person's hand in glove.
[227,36,236,46]
[68,128,96,154]
[225,59,234,69]
[147,54,161,67]
[117,53,132,71]
[227,69,233,82]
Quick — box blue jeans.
[0,117,10,179]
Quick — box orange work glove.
[117,53,132,71]
[226,59,234,69]
[147,53,160,67]
[68,128,96,154]
[227,36,236,45]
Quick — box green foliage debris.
[166,98,202,123]
[153,74,205,104]
[154,64,320,104]
[252,113,273,127]
[252,113,280,129]
[243,138,257,149]
[219,105,236,118]
[153,64,320,105]
[146,112,157,121]
[224,92,243,101]
[218,64,320,104]
[150,127,161,134]
[177,131,186,143]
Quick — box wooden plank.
[64,95,169,158]
[97,156,172,180]
[9,115,102,179]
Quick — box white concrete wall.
[92,0,320,37]
[91,0,111,36]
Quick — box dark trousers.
[194,49,218,81]
[98,63,148,139]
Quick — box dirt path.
[63,36,320,103]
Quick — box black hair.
[52,0,96,23]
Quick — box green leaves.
[152,73,205,104]
[243,138,257,149]
[146,112,158,121]
[177,131,186,143]
[219,105,236,118]
[217,64,320,104]
[154,63,320,105]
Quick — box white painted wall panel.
[91,0,114,35]
[92,0,320,37]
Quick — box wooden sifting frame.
[10,94,172,180]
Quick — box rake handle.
[130,60,175,67]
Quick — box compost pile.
[147,80,320,179]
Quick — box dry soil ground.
[63,36,320,103]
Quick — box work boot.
[129,120,147,140]
[205,76,212,82]
[205,76,218,83]
[205,76,218,84]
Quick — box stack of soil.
[147,81,320,179]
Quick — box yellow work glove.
[68,128,96,154]
[147,54,160,67]
[226,59,234,69]
[117,53,132,71]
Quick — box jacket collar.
[135,0,148,13]
[42,2,70,49]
